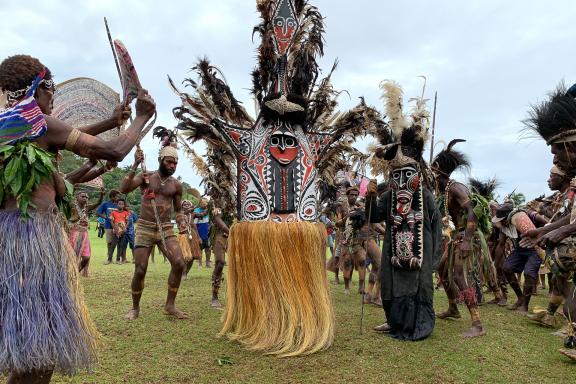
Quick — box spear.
[428,92,438,164]
[104,17,123,86]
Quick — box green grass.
[3,229,575,383]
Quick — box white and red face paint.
[390,166,421,211]
[269,124,299,165]
[272,0,298,55]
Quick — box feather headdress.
[469,177,499,199]
[431,139,470,177]
[368,78,431,178]
[523,81,576,145]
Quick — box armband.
[65,128,81,151]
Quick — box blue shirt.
[194,207,210,240]
[126,212,139,236]
[96,201,118,229]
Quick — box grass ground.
[4,229,575,383]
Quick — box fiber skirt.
[0,210,99,375]
[69,228,91,258]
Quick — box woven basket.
[52,77,124,141]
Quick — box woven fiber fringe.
[189,229,202,260]
[478,231,499,289]
[220,221,335,357]
[178,234,193,262]
[0,210,100,375]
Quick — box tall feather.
[469,177,499,199]
[380,80,408,139]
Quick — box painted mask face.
[269,123,299,165]
[272,0,298,55]
[389,166,420,204]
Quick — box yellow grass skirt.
[220,220,335,357]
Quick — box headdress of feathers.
[171,0,384,210]
[523,82,576,145]
[369,78,431,180]
[431,139,470,177]
[469,177,499,199]
[153,126,179,159]
[253,0,323,124]
[153,126,177,148]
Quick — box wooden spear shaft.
[429,91,438,164]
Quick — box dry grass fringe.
[0,210,100,375]
[220,221,335,357]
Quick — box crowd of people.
[1,0,575,382]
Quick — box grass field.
[3,229,575,383]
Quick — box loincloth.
[135,219,175,248]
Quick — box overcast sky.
[2,0,574,200]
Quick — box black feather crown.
[432,139,470,177]
[251,0,325,125]
[469,177,499,199]
[153,126,177,148]
[523,82,576,145]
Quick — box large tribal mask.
[173,0,379,224]
[389,164,424,271]
[390,165,421,217]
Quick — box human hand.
[366,179,378,197]
[105,160,118,170]
[134,148,145,166]
[111,104,131,126]
[135,89,156,118]
[538,228,568,248]
[519,228,541,248]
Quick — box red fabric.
[110,210,130,224]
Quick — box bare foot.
[373,323,391,333]
[163,306,189,319]
[462,325,486,338]
[371,297,383,307]
[507,299,523,310]
[516,306,529,315]
[211,299,223,309]
[436,309,461,320]
[553,326,570,338]
[559,348,576,361]
[125,309,140,320]
[497,297,508,306]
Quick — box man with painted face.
[121,139,188,321]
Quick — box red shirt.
[110,210,130,225]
